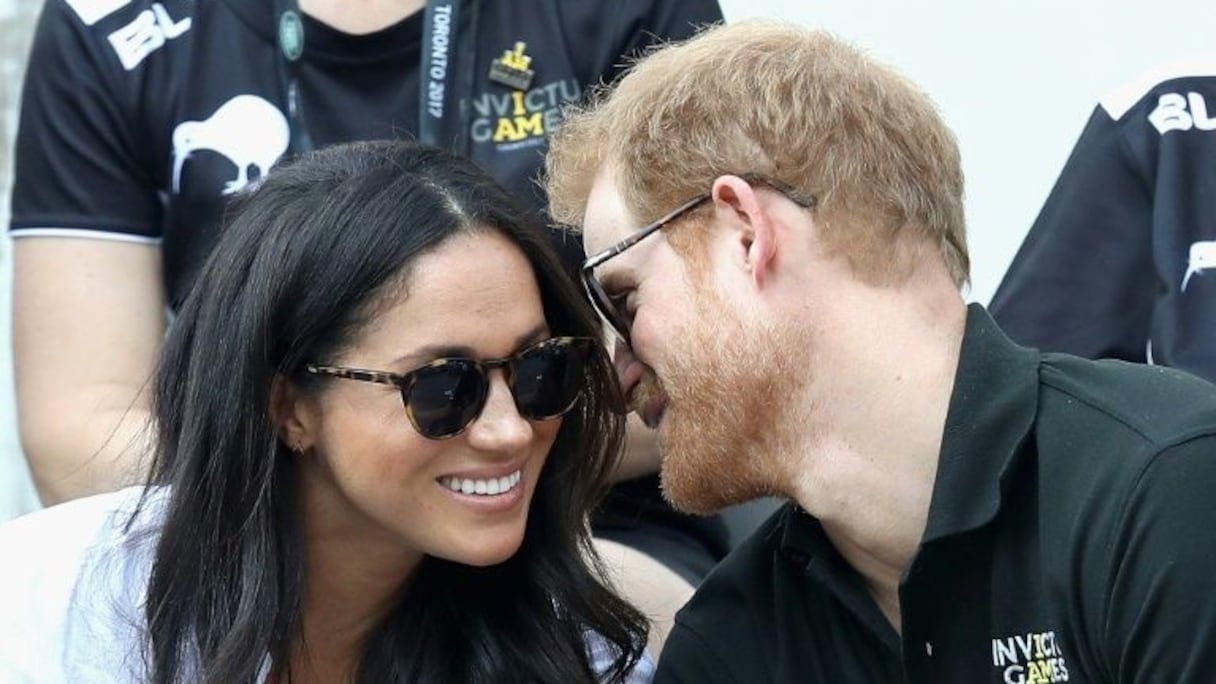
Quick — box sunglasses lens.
[406,361,486,439]
[512,339,589,419]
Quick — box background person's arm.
[991,72,1216,380]
[9,1,171,505]
[989,103,1156,362]
[13,238,164,504]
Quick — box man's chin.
[657,441,748,515]
[657,470,748,515]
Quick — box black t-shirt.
[11,0,723,303]
[10,0,730,573]
[991,67,1216,380]
[657,306,1216,682]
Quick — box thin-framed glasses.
[306,336,594,440]
[580,174,815,345]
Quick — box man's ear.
[270,374,315,453]
[710,175,778,288]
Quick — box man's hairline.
[570,157,626,236]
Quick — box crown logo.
[489,42,535,91]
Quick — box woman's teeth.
[440,470,522,496]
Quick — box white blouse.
[0,487,654,683]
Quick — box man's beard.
[648,284,803,515]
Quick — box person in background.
[8,0,728,653]
[0,140,652,683]
[545,20,1216,682]
[991,59,1216,379]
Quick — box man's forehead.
[581,165,640,256]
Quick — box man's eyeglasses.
[306,336,594,440]
[580,175,815,345]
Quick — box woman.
[10,3,731,654]
[0,140,649,682]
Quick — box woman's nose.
[464,372,532,451]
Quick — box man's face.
[581,169,701,428]
[581,168,798,513]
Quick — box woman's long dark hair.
[139,140,646,682]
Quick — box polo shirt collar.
[921,304,1039,543]
[777,503,903,651]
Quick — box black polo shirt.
[655,305,1216,683]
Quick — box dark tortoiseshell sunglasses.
[306,336,594,439]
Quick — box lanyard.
[419,0,463,149]
[272,0,476,155]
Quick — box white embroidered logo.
[991,631,1069,683]
[1182,240,1216,292]
[1148,92,1216,134]
[107,3,190,71]
[171,95,290,196]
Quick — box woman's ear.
[270,374,315,453]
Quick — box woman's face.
[286,230,563,570]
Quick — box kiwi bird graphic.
[171,95,290,195]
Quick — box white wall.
[719,0,1216,305]
[2,1,1215,520]
[1,0,40,521]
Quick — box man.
[991,60,1216,380]
[545,20,1216,683]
